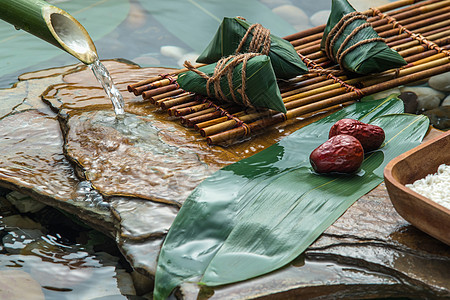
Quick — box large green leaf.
[154,96,430,299]
[138,0,296,53]
[0,0,130,79]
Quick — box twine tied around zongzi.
[235,22,271,56]
[324,11,384,71]
[183,53,261,109]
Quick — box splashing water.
[89,58,125,116]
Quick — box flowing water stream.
[89,58,125,117]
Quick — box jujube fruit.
[329,119,385,152]
[310,134,364,174]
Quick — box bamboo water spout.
[0,0,97,64]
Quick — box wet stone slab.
[0,60,448,299]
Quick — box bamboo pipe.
[0,0,97,64]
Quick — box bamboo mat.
[128,0,450,144]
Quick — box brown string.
[298,52,364,97]
[236,23,271,55]
[324,11,384,71]
[195,95,252,136]
[184,53,261,108]
[371,7,450,57]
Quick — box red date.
[310,134,364,174]
[329,119,385,152]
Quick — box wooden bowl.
[384,130,450,246]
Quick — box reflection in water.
[0,195,130,299]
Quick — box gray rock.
[423,106,450,130]
[441,95,450,107]
[369,88,401,101]
[399,91,419,114]
[428,71,450,92]
[310,10,330,27]
[400,86,445,111]
[6,191,46,213]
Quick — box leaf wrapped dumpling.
[320,0,407,74]
[196,17,308,80]
[178,54,287,113]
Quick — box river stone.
[0,269,45,300]
[6,191,46,214]
[442,95,450,107]
[272,5,310,32]
[0,109,113,235]
[310,10,330,27]
[398,91,419,114]
[423,106,450,130]
[110,197,178,239]
[160,45,187,60]
[400,86,445,111]
[428,71,450,92]
[368,88,401,102]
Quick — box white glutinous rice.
[405,164,450,210]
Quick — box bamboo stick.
[127,64,205,92]
[168,101,202,116]
[160,94,195,109]
[152,89,185,102]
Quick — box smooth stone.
[116,268,137,296]
[423,106,450,130]
[1,215,43,231]
[428,71,450,92]
[160,45,187,60]
[400,86,445,111]
[348,0,390,11]
[368,88,401,101]
[272,5,310,32]
[6,191,46,214]
[111,198,178,240]
[442,95,450,106]
[177,52,199,68]
[398,91,419,114]
[0,270,45,300]
[310,10,330,27]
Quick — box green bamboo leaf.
[138,0,295,53]
[154,95,430,299]
[0,0,130,79]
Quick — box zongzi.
[320,0,407,74]
[178,53,287,113]
[196,17,308,80]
